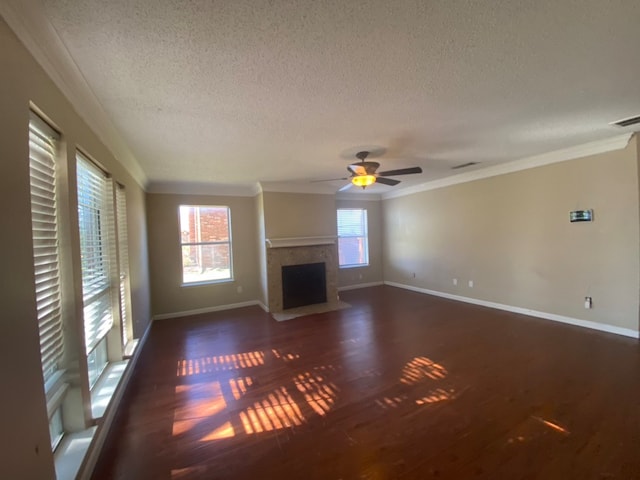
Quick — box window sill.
[123,338,139,358]
[339,264,369,269]
[54,427,97,480]
[54,359,128,480]
[91,360,128,419]
[181,278,234,288]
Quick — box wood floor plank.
[91,286,640,479]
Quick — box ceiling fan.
[319,151,423,191]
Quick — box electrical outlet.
[358,274,363,280]
[453,278,458,286]
[468,280,474,288]
[584,296,592,309]
[237,285,243,294]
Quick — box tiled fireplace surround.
[265,237,338,312]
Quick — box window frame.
[179,205,234,286]
[115,183,133,351]
[76,153,116,360]
[337,208,370,268]
[29,111,71,452]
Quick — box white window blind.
[337,208,369,267]
[29,113,64,382]
[77,154,115,354]
[115,184,131,348]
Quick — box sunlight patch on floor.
[533,416,570,435]
[176,351,265,376]
[200,421,235,441]
[271,348,300,361]
[400,356,447,385]
[506,415,571,445]
[172,382,227,436]
[229,376,254,399]
[294,372,337,416]
[376,395,406,409]
[240,386,305,433]
[415,388,455,405]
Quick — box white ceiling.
[8,1,640,194]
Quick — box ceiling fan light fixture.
[352,175,376,188]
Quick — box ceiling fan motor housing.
[348,161,381,175]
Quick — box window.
[337,208,369,267]
[179,205,232,284]
[28,113,64,383]
[87,337,108,388]
[29,112,69,451]
[48,407,64,450]
[76,154,115,375]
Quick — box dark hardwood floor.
[92,286,640,479]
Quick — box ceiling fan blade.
[338,182,353,192]
[375,177,401,186]
[377,166,423,176]
[310,177,348,183]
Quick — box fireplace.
[265,236,338,312]
[282,262,327,309]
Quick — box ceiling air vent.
[611,115,640,128]
[451,161,478,170]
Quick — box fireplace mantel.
[265,236,336,249]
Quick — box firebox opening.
[282,262,327,310]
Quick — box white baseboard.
[152,300,263,320]
[256,300,269,312]
[338,281,384,292]
[384,281,639,339]
[77,318,153,480]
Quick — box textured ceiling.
[34,0,640,193]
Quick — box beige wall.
[146,193,260,316]
[146,191,359,315]
[0,17,151,479]
[336,199,384,288]
[383,138,640,331]
[126,185,153,338]
[262,192,337,239]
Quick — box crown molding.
[146,181,257,197]
[0,0,147,188]
[383,133,633,200]
[147,180,383,199]
[258,182,383,199]
[258,181,338,195]
[252,182,263,196]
